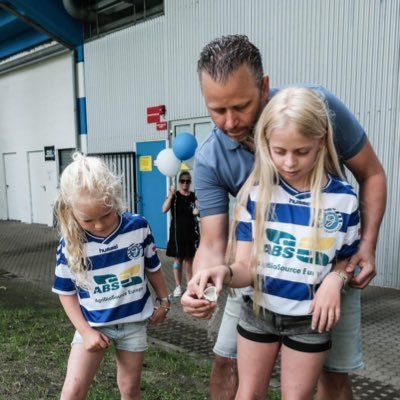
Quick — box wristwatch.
[156,296,171,313]
[156,296,170,304]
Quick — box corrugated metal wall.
[84,0,399,288]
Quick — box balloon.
[156,148,181,177]
[172,132,198,161]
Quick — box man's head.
[197,35,269,141]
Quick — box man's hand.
[346,240,377,288]
[181,290,216,320]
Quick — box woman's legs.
[235,333,280,400]
[116,349,145,400]
[172,257,183,288]
[280,345,327,400]
[61,344,106,400]
[172,257,183,297]
[183,257,193,282]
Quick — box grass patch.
[0,299,280,399]
[0,304,212,399]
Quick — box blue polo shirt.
[194,84,367,217]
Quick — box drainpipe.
[74,45,88,154]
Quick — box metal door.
[3,153,19,220]
[136,140,168,248]
[28,151,49,225]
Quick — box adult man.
[181,35,386,400]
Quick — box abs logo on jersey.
[93,264,142,294]
[127,243,143,259]
[264,229,335,266]
[322,208,343,233]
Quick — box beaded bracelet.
[330,271,348,288]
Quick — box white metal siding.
[85,17,167,152]
[0,52,77,224]
[82,0,400,288]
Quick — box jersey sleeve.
[235,198,253,242]
[142,221,161,272]
[335,195,361,260]
[52,238,77,295]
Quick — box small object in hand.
[203,286,218,302]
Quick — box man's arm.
[345,139,387,288]
[193,213,229,273]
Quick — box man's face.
[200,65,269,142]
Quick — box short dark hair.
[197,34,264,89]
[179,171,191,181]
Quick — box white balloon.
[156,148,181,177]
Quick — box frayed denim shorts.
[213,287,363,372]
[238,296,331,353]
[72,320,148,352]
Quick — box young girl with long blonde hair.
[53,152,170,400]
[188,87,361,399]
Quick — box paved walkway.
[0,220,399,399]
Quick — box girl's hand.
[309,273,343,333]
[81,328,110,352]
[187,265,229,300]
[149,304,170,325]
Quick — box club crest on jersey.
[127,243,143,259]
[322,208,343,233]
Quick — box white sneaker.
[173,285,182,297]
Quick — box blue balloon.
[172,132,198,161]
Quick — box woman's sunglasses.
[180,179,191,184]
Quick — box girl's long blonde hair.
[227,87,344,310]
[54,152,125,287]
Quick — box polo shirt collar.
[213,127,243,150]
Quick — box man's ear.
[262,75,270,101]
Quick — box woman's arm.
[161,186,176,213]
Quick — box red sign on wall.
[156,121,167,131]
[147,113,160,124]
[147,105,166,127]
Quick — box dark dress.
[166,191,200,258]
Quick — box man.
[181,35,386,400]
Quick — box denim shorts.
[72,320,148,352]
[238,296,331,353]
[213,287,363,372]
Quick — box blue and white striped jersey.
[237,175,360,316]
[52,212,160,326]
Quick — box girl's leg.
[235,333,280,400]
[61,344,106,400]
[115,349,145,400]
[280,345,327,400]
[183,257,193,282]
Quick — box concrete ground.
[0,220,399,399]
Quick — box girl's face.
[268,123,323,191]
[72,195,119,238]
